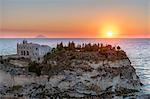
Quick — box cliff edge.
[0,42,142,98]
[26,42,142,98]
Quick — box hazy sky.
[0,0,150,38]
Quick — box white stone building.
[17,40,51,62]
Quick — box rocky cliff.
[8,59,141,98]
[42,59,141,97]
[0,43,142,98]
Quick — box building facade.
[17,40,51,61]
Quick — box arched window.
[21,51,23,55]
[27,51,29,55]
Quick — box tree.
[100,43,103,48]
[28,61,41,76]
[68,41,75,50]
[84,43,92,51]
[76,44,81,50]
[92,44,99,51]
[106,45,112,50]
[117,46,121,51]
[51,48,56,53]
[112,47,116,50]
[57,42,64,50]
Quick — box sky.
[0,0,150,38]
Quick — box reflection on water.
[0,38,150,94]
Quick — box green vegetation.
[43,42,127,62]
[56,41,117,52]
[11,85,22,91]
[28,61,42,76]
[28,42,127,77]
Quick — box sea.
[0,38,150,95]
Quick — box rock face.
[8,58,142,98]
[44,59,141,97]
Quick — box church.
[17,40,51,62]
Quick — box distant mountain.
[36,35,47,38]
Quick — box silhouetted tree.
[82,43,85,47]
[92,44,99,51]
[84,43,92,51]
[100,43,103,48]
[57,42,64,50]
[106,45,112,50]
[112,47,116,50]
[51,48,56,52]
[97,43,99,48]
[117,46,121,51]
[68,41,75,50]
[76,44,81,50]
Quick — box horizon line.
[0,37,150,39]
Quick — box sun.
[107,31,113,37]
[98,23,120,38]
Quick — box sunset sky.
[0,0,150,38]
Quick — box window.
[36,48,38,50]
[27,51,29,55]
[21,51,23,55]
[38,57,40,61]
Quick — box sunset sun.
[107,31,113,37]
[99,24,120,38]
